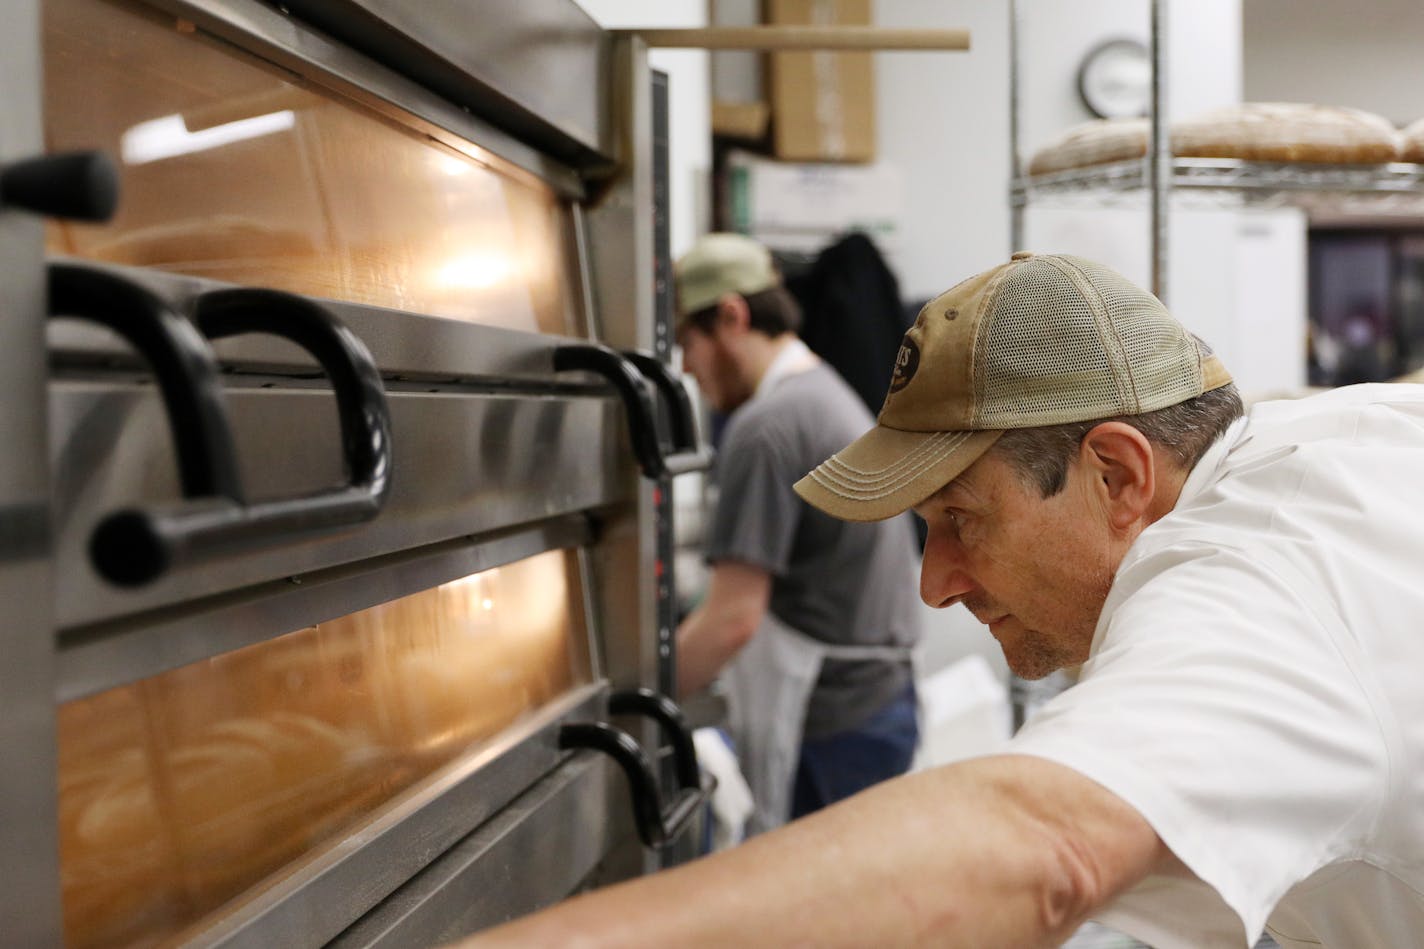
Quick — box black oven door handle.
[619,352,714,477]
[48,262,257,587]
[552,343,668,479]
[3,150,119,222]
[559,690,710,850]
[557,722,708,850]
[608,686,702,791]
[48,262,243,500]
[190,286,394,530]
[72,281,392,588]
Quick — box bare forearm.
[675,605,746,697]
[456,756,1164,948]
[675,562,770,698]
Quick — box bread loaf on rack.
[1400,117,1424,165]
[1173,102,1401,164]
[1028,103,1404,176]
[1027,118,1149,175]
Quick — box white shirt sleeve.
[1006,542,1389,949]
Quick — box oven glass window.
[44,0,583,336]
[56,549,592,947]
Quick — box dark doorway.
[1308,229,1424,385]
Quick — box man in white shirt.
[460,252,1424,948]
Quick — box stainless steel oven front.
[1,0,706,945]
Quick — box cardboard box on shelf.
[712,100,771,141]
[766,0,875,163]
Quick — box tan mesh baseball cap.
[794,252,1233,522]
[675,232,779,319]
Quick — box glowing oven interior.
[44,0,582,335]
[58,550,593,947]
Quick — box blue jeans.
[790,681,919,819]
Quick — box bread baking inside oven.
[57,550,588,948]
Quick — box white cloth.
[722,612,917,836]
[722,613,825,837]
[691,727,754,850]
[1007,383,1424,949]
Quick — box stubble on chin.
[1005,638,1068,680]
[997,615,1093,681]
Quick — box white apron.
[722,611,916,836]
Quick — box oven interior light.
[434,152,473,176]
[435,252,514,290]
[120,109,297,165]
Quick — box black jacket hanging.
[785,231,912,417]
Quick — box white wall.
[573,1,711,258]
[873,1,1011,300]
[1244,0,1424,126]
[1234,207,1309,393]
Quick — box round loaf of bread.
[1027,118,1149,175]
[1029,104,1404,176]
[1400,117,1424,164]
[1174,102,1400,164]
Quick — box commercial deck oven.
[0,0,712,944]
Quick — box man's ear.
[714,292,751,336]
[1078,422,1155,530]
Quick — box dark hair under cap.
[680,285,802,338]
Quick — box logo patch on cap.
[888,336,920,393]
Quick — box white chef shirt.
[1007,383,1424,949]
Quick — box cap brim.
[794,426,1004,522]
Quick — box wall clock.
[1077,38,1152,119]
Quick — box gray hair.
[990,384,1244,497]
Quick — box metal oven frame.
[1,1,700,944]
